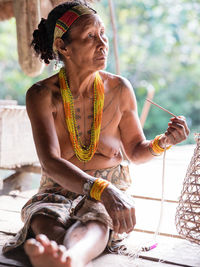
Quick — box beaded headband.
[53,5,95,53]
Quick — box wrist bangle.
[90,178,110,201]
[149,134,172,156]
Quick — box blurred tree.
[0,18,55,104]
[95,0,200,143]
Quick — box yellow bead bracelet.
[90,178,110,201]
[149,134,172,155]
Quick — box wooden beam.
[133,228,183,239]
[138,255,194,267]
[132,194,179,204]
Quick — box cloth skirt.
[3,163,133,253]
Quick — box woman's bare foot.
[24,234,73,267]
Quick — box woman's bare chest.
[53,88,122,160]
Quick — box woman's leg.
[63,220,109,265]
[24,214,109,267]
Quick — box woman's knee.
[86,220,109,236]
[30,214,48,234]
[30,214,66,243]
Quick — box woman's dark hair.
[31,1,96,64]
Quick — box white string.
[138,147,168,253]
[112,143,168,256]
[154,148,167,240]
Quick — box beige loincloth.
[3,163,133,253]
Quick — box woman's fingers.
[118,213,128,234]
[112,217,120,233]
[171,116,190,135]
[101,184,136,234]
[112,205,136,234]
[166,125,185,142]
[123,208,135,233]
[165,116,190,145]
[131,207,136,229]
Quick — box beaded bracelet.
[90,178,110,201]
[149,134,172,156]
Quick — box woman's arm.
[118,78,189,164]
[26,83,95,194]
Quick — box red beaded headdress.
[53,5,95,53]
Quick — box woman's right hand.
[101,184,136,234]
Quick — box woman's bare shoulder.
[100,71,137,114]
[26,74,59,104]
[26,73,59,115]
[99,70,134,96]
[26,73,59,99]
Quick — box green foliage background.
[0,0,199,144]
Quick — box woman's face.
[65,14,109,72]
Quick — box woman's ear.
[54,38,70,59]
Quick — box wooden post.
[108,0,120,75]
[140,84,155,128]
[13,0,44,77]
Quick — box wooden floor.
[0,144,200,267]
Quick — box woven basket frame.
[175,133,200,245]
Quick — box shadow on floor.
[0,246,32,267]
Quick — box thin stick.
[146,98,176,117]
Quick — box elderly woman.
[3,1,189,267]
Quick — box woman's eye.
[88,33,95,38]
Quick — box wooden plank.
[0,189,37,235]
[129,145,195,201]
[125,231,200,267]
[0,196,28,212]
[94,253,179,266]
[134,198,179,235]
[0,210,23,233]
[0,233,11,247]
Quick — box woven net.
[175,133,200,245]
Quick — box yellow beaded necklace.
[59,67,104,162]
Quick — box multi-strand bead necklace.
[59,67,104,162]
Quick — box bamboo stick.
[146,98,176,117]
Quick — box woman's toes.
[24,236,70,267]
[49,241,59,256]
[36,234,50,246]
[57,245,67,262]
[24,238,44,256]
[36,234,58,254]
[66,255,72,266]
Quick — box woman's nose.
[97,35,108,50]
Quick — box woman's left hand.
[159,116,190,147]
